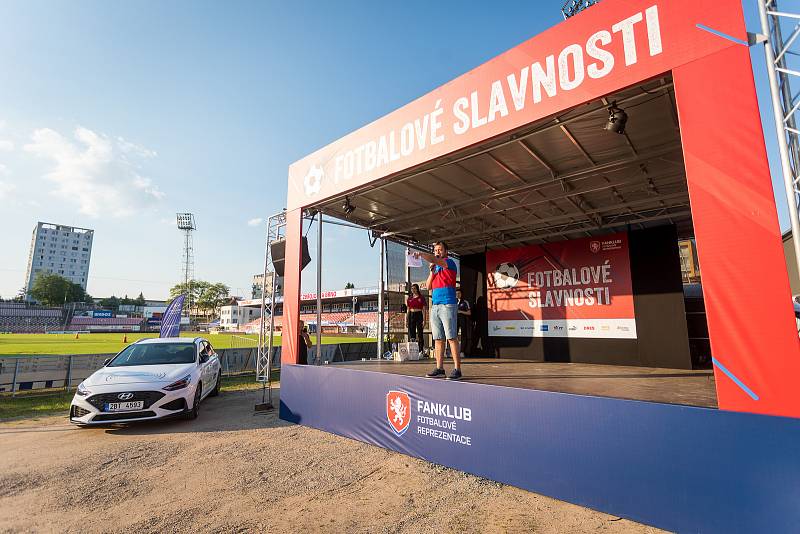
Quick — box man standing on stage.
[413,241,461,380]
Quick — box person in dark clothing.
[456,289,472,357]
[298,320,312,365]
[407,283,427,355]
[473,295,491,356]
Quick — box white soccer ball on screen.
[303,164,324,196]
[493,262,519,289]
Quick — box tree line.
[169,280,230,318]
[8,272,150,308]
[24,272,95,306]
[8,273,236,320]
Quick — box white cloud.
[0,179,15,199]
[247,217,263,227]
[0,119,15,151]
[0,163,7,175]
[24,126,164,217]
[117,136,157,159]
[133,175,166,200]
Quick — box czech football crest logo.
[386,390,411,436]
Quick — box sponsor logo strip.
[488,319,637,339]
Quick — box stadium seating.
[0,306,60,317]
[240,311,400,334]
[0,303,64,333]
[299,311,353,324]
[68,317,145,331]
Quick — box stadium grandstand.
[0,302,65,334]
[233,286,411,337]
[0,301,149,334]
[67,316,145,332]
[240,311,402,335]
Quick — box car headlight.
[162,375,192,391]
[76,382,91,397]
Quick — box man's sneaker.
[446,368,462,381]
[426,367,445,378]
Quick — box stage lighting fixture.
[342,196,355,216]
[604,102,628,134]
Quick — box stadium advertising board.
[486,232,635,339]
[91,310,112,318]
[236,287,378,308]
[300,290,339,300]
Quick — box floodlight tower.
[176,213,196,318]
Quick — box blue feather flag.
[160,294,186,338]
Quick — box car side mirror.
[104,358,111,366]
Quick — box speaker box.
[270,237,311,277]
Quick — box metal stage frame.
[758,0,800,285]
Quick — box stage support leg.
[282,208,303,365]
[406,247,411,349]
[674,44,800,417]
[378,237,385,359]
[316,211,322,363]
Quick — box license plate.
[104,401,144,412]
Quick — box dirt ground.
[0,387,665,534]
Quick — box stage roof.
[312,74,690,255]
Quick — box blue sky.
[0,0,789,300]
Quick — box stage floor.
[332,358,717,408]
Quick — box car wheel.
[184,383,202,420]
[210,372,221,397]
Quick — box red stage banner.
[287,0,745,211]
[486,232,635,338]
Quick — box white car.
[69,337,221,426]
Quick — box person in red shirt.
[413,241,462,380]
[406,283,427,356]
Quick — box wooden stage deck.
[332,358,717,408]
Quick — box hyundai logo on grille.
[118,392,134,401]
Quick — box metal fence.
[0,343,378,395]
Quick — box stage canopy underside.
[312,74,690,255]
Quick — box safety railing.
[0,343,378,395]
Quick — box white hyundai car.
[69,337,221,426]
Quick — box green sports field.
[0,332,373,356]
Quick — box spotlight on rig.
[342,196,355,216]
[604,101,628,135]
